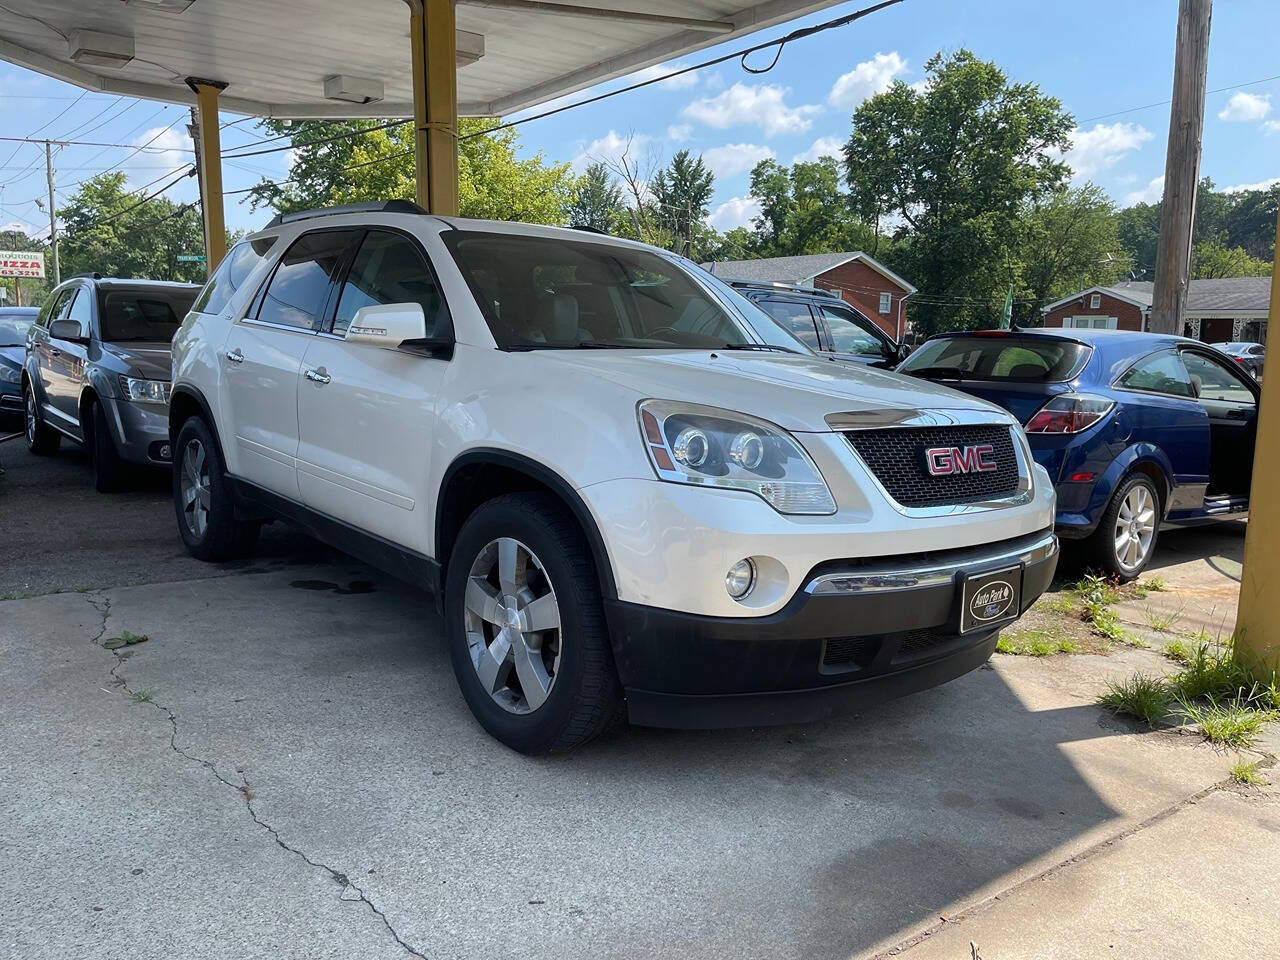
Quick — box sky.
[1,0,1278,242]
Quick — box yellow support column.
[1234,207,1280,675]
[408,0,459,215]
[186,78,228,273]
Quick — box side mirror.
[345,303,428,349]
[49,318,87,342]
[894,342,912,364]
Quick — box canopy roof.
[0,0,843,118]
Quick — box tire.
[90,401,128,493]
[1087,473,1160,581]
[444,492,620,754]
[172,416,259,562]
[24,381,60,456]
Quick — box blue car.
[898,328,1258,579]
[0,306,40,423]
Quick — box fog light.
[725,558,756,600]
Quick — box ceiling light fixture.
[323,75,385,105]
[68,30,136,68]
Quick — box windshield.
[0,316,33,347]
[98,288,198,342]
[899,335,1090,382]
[443,231,798,351]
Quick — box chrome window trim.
[235,317,320,337]
[806,530,1058,596]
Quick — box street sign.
[176,254,206,263]
[0,251,45,278]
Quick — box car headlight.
[119,376,169,404]
[638,399,836,515]
[0,365,19,384]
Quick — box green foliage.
[58,173,207,283]
[1178,696,1272,748]
[996,629,1077,656]
[650,149,715,258]
[1229,758,1267,786]
[568,162,623,232]
[1191,241,1272,279]
[103,629,149,650]
[247,118,576,225]
[1098,674,1172,725]
[843,49,1073,334]
[747,156,876,259]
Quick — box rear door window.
[1116,349,1194,398]
[756,299,820,349]
[255,230,359,331]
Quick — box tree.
[248,118,576,225]
[568,162,623,232]
[1018,184,1125,324]
[843,49,1073,333]
[58,173,206,283]
[1223,185,1279,260]
[1191,241,1272,279]
[650,149,714,258]
[1116,201,1161,280]
[0,228,49,306]
[748,156,874,257]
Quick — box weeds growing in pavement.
[1140,576,1166,593]
[996,629,1078,657]
[1143,605,1184,633]
[1098,674,1172,724]
[1229,758,1267,786]
[1178,695,1274,748]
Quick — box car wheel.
[445,492,620,754]
[90,401,129,493]
[24,381,60,456]
[1089,473,1160,581]
[172,417,259,562]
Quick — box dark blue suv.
[898,328,1258,579]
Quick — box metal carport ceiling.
[0,0,846,118]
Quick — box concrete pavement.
[2,442,1276,960]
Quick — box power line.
[1077,72,1280,124]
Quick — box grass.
[129,690,154,704]
[1230,758,1267,786]
[1143,605,1184,634]
[996,629,1078,657]
[1164,637,1196,664]
[103,630,149,650]
[1140,576,1167,593]
[1098,673,1173,725]
[1167,641,1255,702]
[1178,695,1274,748]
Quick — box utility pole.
[44,140,60,286]
[187,106,205,243]
[1148,0,1211,335]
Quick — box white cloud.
[708,195,761,231]
[130,126,193,183]
[908,78,930,94]
[667,123,693,141]
[1061,122,1153,179]
[1,220,30,234]
[682,82,823,136]
[1221,177,1280,194]
[792,136,843,164]
[572,129,651,172]
[1124,175,1164,207]
[629,61,699,91]
[701,143,773,177]
[827,52,908,110]
[1218,91,1272,122]
[1263,120,1280,135]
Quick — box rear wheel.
[445,492,620,754]
[1088,473,1159,581]
[90,401,128,493]
[172,417,259,562]
[24,382,60,456]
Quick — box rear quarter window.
[192,236,278,316]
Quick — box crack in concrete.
[871,753,1280,958]
[85,594,427,960]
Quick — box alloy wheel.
[462,537,562,714]
[179,438,212,539]
[24,386,36,446]
[1114,484,1156,572]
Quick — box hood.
[102,342,172,381]
[0,345,22,368]
[531,349,1012,432]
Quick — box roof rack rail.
[569,224,610,235]
[722,278,843,299]
[265,199,428,229]
[69,272,102,280]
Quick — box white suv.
[169,201,1058,753]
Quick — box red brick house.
[1041,278,1271,344]
[704,252,917,339]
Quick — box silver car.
[23,276,199,492]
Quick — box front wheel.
[24,382,60,456]
[90,401,128,493]
[172,417,259,562]
[1088,473,1160,581]
[444,492,620,754]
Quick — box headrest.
[537,293,580,342]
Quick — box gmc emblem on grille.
[925,444,998,476]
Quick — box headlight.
[0,365,19,384]
[638,399,836,515]
[119,376,170,404]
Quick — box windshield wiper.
[718,342,799,354]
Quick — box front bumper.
[606,530,1058,728]
[101,396,172,465]
[0,381,21,417]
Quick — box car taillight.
[1025,394,1115,434]
[1232,356,1246,364]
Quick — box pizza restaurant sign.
[0,251,45,278]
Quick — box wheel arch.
[168,384,227,464]
[436,449,618,600]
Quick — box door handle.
[304,368,331,385]
[49,347,62,358]
[225,349,244,364]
